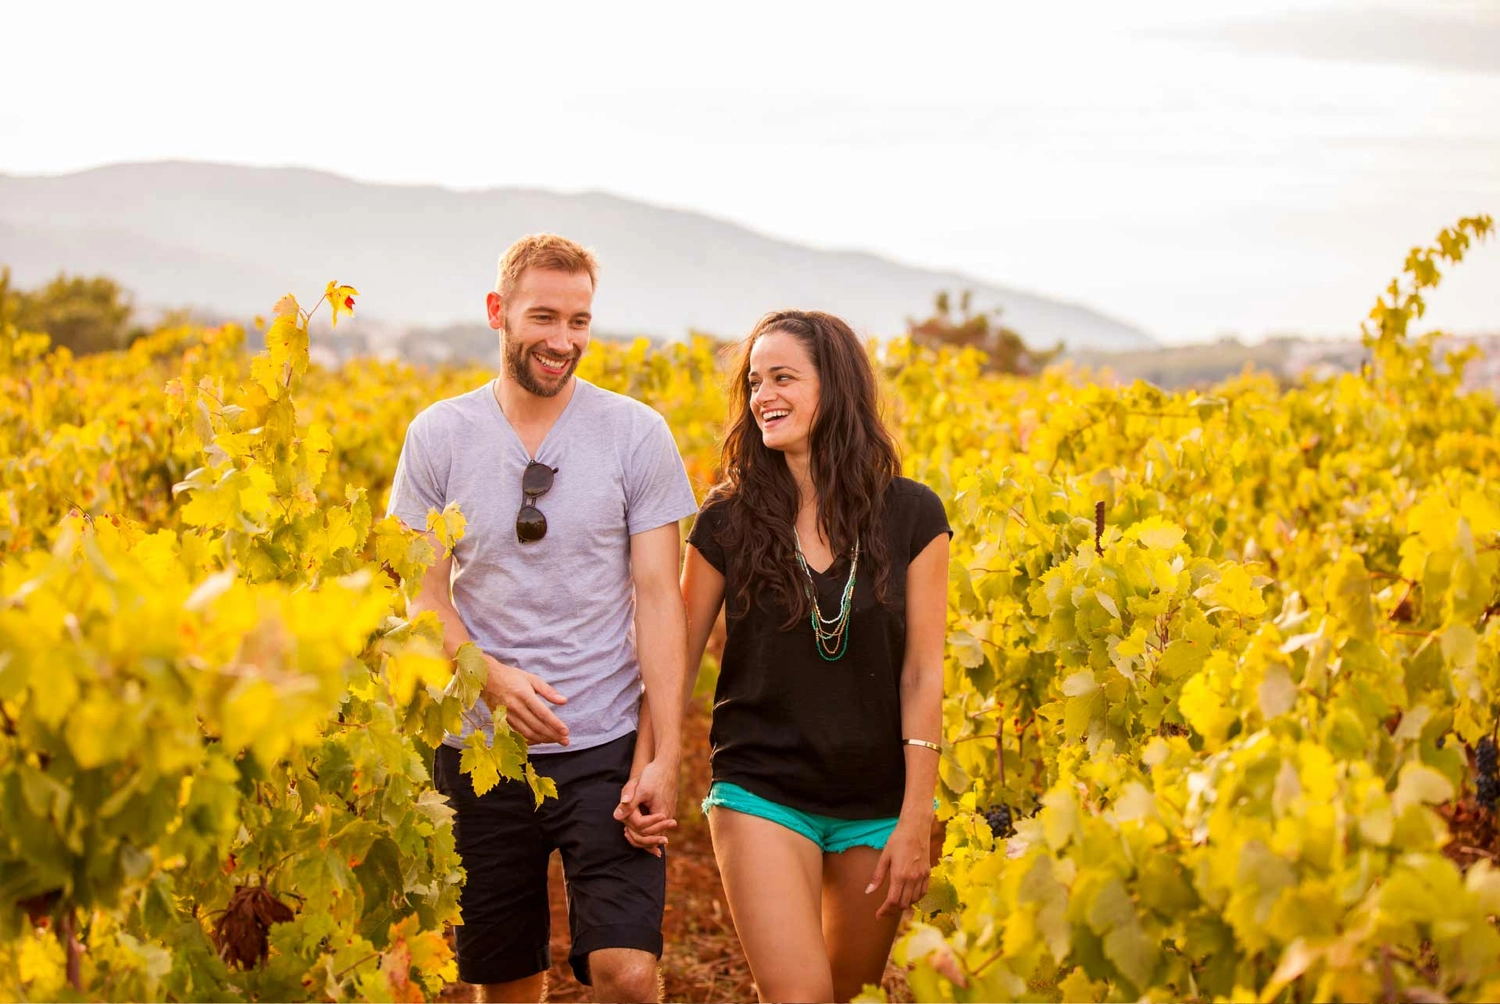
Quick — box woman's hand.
[867,816,933,918]
[615,771,678,857]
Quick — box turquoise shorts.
[701,781,898,853]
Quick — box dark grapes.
[1478,736,1498,775]
[983,804,1014,839]
[1479,775,1500,810]
[1477,736,1499,811]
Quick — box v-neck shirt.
[687,477,951,818]
[388,377,699,754]
[485,376,585,460]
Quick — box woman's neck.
[784,449,816,510]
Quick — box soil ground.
[441,702,916,1003]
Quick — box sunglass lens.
[516,505,548,543]
[522,463,555,496]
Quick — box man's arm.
[622,541,725,851]
[408,528,569,746]
[613,522,688,837]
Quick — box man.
[387,233,695,1003]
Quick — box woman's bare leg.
[708,807,833,1003]
[822,845,904,1003]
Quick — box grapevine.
[0,215,1497,1002]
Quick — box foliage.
[907,290,1061,375]
[0,275,735,997]
[0,288,501,999]
[0,267,137,355]
[882,214,1500,1003]
[2,214,1497,1001]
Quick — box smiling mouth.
[533,351,575,376]
[761,408,790,429]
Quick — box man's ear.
[486,291,505,332]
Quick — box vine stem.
[970,947,1006,978]
[333,950,381,981]
[61,907,82,991]
[995,724,1006,789]
[1387,579,1416,621]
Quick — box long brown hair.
[709,310,901,627]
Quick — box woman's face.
[747,330,821,455]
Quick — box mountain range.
[0,161,1156,351]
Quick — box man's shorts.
[432,731,666,986]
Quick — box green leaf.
[451,642,489,709]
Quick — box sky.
[3,0,1497,345]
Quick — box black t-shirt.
[687,477,952,818]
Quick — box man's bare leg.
[589,947,660,1003]
[475,973,546,1002]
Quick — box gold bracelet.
[903,738,941,752]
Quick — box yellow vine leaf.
[427,502,467,557]
[326,280,359,328]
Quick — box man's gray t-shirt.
[386,377,698,755]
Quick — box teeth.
[763,410,790,421]
[536,354,569,367]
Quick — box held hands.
[614,758,680,857]
[481,654,570,746]
[867,817,932,918]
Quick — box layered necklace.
[793,529,859,661]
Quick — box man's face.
[486,267,594,398]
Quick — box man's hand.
[867,817,932,919]
[614,759,680,857]
[482,654,569,746]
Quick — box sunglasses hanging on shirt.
[516,461,557,543]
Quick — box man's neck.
[493,371,577,432]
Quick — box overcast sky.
[3,0,1497,344]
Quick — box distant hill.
[0,161,1156,351]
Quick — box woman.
[635,309,950,1002]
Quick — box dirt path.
[444,700,917,1002]
[538,704,751,1002]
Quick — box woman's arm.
[620,543,726,851]
[680,544,727,714]
[872,531,949,918]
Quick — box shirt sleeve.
[907,481,953,561]
[386,413,448,529]
[686,499,727,574]
[625,411,700,536]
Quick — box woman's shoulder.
[689,485,735,533]
[698,484,734,514]
[885,476,942,508]
[884,477,951,544]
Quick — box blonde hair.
[494,233,599,296]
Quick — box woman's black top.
[686,477,952,819]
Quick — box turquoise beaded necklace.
[793,529,859,661]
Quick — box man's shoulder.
[573,379,669,434]
[408,382,495,438]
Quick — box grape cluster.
[983,804,1014,839]
[1477,737,1499,810]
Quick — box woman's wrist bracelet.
[903,738,941,752]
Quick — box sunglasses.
[517,461,557,543]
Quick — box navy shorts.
[432,731,666,986]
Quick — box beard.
[503,334,579,398]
